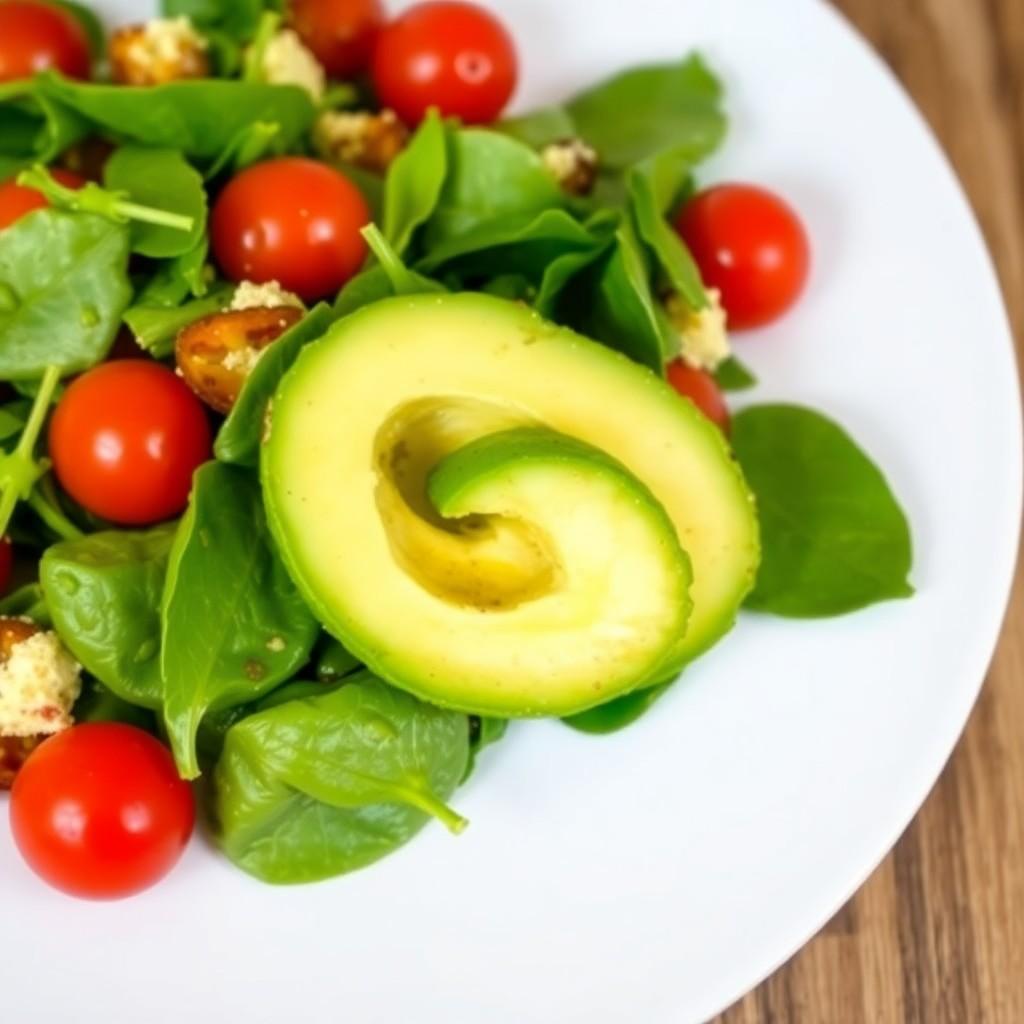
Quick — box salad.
[0,0,913,899]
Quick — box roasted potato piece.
[0,617,40,661]
[314,109,410,175]
[176,307,304,414]
[109,18,210,87]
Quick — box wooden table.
[718,1,1024,1020]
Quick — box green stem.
[16,166,194,234]
[27,479,84,541]
[243,10,282,83]
[362,224,405,282]
[0,364,60,539]
[393,782,469,835]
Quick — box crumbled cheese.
[229,279,304,313]
[0,632,81,739]
[221,346,266,376]
[126,16,207,68]
[541,138,599,195]
[666,288,731,371]
[261,29,325,101]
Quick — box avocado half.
[262,294,759,717]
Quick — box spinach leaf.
[714,356,757,392]
[211,672,469,883]
[0,401,29,443]
[163,0,281,42]
[316,635,363,682]
[464,715,507,780]
[363,225,445,297]
[332,265,395,317]
[628,161,706,310]
[383,108,447,257]
[34,74,315,159]
[0,81,91,163]
[563,682,671,734]
[204,121,282,180]
[124,287,232,359]
[52,2,105,59]
[0,581,50,626]
[103,147,208,259]
[161,462,319,777]
[215,303,336,467]
[422,128,564,249]
[501,53,726,171]
[559,220,667,374]
[732,404,914,617]
[42,525,177,710]
[0,210,131,379]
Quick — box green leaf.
[103,147,208,259]
[161,0,282,41]
[562,682,671,734]
[124,286,232,359]
[332,264,395,318]
[161,462,319,778]
[501,53,726,171]
[363,224,445,297]
[628,162,706,310]
[421,128,565,250]
[42,525,177,710]
[0,401,29,443]
[714,356,757,392]
[73,679,157,732]
[0,81,91,162]
[34,73,315,160]
[204,121,282,180]
[464,715,507,780]
[383,109,448,257]
[211,672,469,883]
[51,1,105,59]
[215,303,337,467]
[0,211,130,379]
[732,404,914,617]
[315,635,363,683]
[0,581,50,626]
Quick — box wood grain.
[717,0,1024,1020]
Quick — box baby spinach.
[103,146,208,259]
[124,287,232,359]
[715,356,757,392]
[73,679,157,733]
[316,635,363,683]
[204,121,282,180]
[34,73,315,160]
[0,81,90,163]
[501,53,726,171]
[0,210,131,379]
[162,0,281,42]
[161,462,319,778]
[0,582,50,626]
[42,525,176,710]
[52,1,105,60]
[215,303,337,467]
[383,109,448,257]
[211,672,469,884]
[732,404,914,617]
[421,128,565,250]
[563,682,671,734]
[465,715,507,780]
[363,225,445,297]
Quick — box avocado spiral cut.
[262,294,760,717]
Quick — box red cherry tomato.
[667,360,730,433]
[0,1,91,83]
[9,723,194,900]
[675,184,811,330]
[0,168,86,230]
[372,1,518,125]
[289,0,384,78]
[210,158,369,302]
[0,536,12,595]
[49,360,211,526]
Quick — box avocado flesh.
[262,293,759,716]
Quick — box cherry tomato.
[0,536,11,594]
[289,0,384,78]
[0,168,86,230]
[372,1,518,125]
[675,184,811,330]
[9,723,194,900]
[0,1,91,83]
[667,360,730,433]
[49,360,211,526]
[210,158,369,302]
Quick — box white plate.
[3,1,1020,1021]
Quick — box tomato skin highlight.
[9,723,195,900]
[49,361,212,526]
[666,360,731,433]
[0,168,86,230]
[210,158,370,302]
[371,1,518,125]
[0,1,92,82]
[289,0,385,78]
[675,183,811,330]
